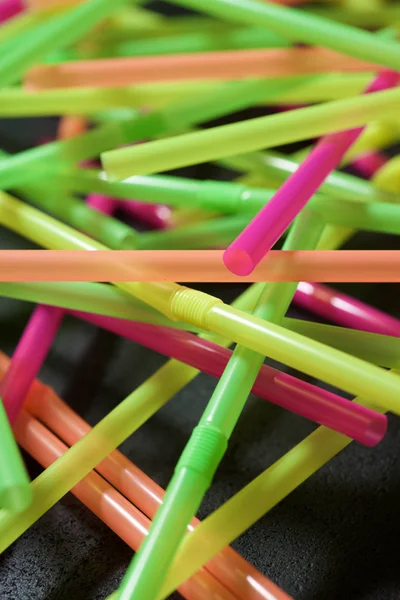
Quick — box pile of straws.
[1,0,400,598]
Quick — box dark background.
[1,2,400,598]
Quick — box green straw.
[0,0,135,86]
[115,209,324,600]
[101,87,400,179]
[167,0,400,70]
[0,283,262,552]
[157,390,390,599]
[113,25,291,57]
[0,398,32,513]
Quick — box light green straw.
[167,0,400,70]
[60,168,400,237]
[0,0,134,86]
[101,87,400,179]
[115,209,324,600]
[0,398,32,513]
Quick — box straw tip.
[364,413,388,448]
[223,247,254,276]
[0,484,33,513]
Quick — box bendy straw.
[155,390,392,600]
[111,212,336,599]
[0,249,400,282]
[7,357,291,600]
[14,411,240,600]
[167,0,400,70]
[101,86,400,180]
[25,47,380,90]
[71,310,386,444]
[224,70,400,275]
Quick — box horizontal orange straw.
[0,250,399,281]
[25,47,379,90]
[2,352,291,600]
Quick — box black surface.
[0,26,400,600]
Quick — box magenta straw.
[119,199,173,229]
[87,193,118,214]
[294,282,400,337]
[0,0,23,23]
[68,309,387,447]
[223,70,400,276]
[0,305,64,424]
[351,151,387,178]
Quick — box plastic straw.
[101,86,400,180]
[70,309,386,442]
[6,358,291,600]
[14,411,239,600]
[0,249,400,282]
[224,70,400,274]
[167,0,400,71]
[373,155,400,193]
[25,47,380,89]
[0,74,376,117]
[0,0,23,23]
[294,283,400,337]
[0,398,32,512]
[114,26,291,57]
[0,0,133,86]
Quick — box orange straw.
[0,250,399,282]
[25,47,379,90]
[0,352,291,600]
[14,410,239,600]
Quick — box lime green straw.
[2,193,400,414]
[0,0,135,86]
[167,0,400,70]
[113,26,290,57]
[102,87,400,179]
[0,283,262,552]
[0,398,32,513]
[0,78,296,191]
[115,209,324,600]
[0,73,376,118]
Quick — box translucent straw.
[101,87,400,180]
[167,0,400,70]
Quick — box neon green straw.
[115,209,324,600]
[0,284,262,551]
[167,0,400,70]
[0,398,32,513]
[0,0,134,86]
[157,387,391,599]
[102,87,400,179]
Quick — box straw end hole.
[223,248,254,276]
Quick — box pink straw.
[351,151,387,179]
[223,70,400,275]
[0,0,23,23]
[0,305,64,424]
[68,309,387,447]
[294,282,400,337]
[119,200,173,230]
